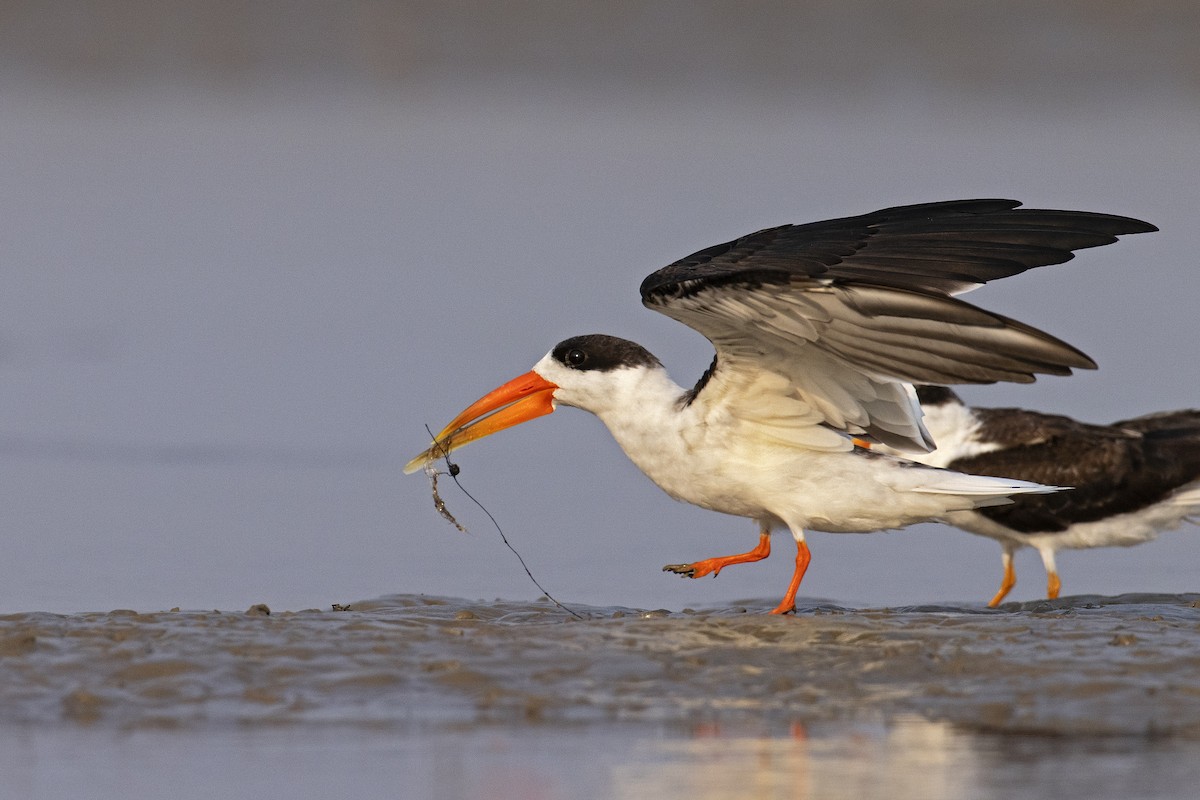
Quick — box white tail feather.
[1165,482,1200,508]
[914,473,1065,498]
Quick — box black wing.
[636,200,1154,452]
[950,408,1200,533]
[640,199,1156,299]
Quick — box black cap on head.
[551,334,662,372]
[915,385,963,407]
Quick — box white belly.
[609,415,1026,534]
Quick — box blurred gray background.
[1,1,1196,612]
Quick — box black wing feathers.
[642,199,1157,301]
[951,408,1200,533]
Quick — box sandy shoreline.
[1,593,1197,736]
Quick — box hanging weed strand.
[422,425,584,620]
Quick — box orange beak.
[404,371,559,474]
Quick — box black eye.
[566,348,587,367]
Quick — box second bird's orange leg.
[770,539,812,615]
[987,552,1017,608]
[1046,571,1062,600]
[662,528,771,579]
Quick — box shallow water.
[6,717,1200,800]
[3,594,1199,798]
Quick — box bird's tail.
[911,470,1065,509]
[1166,483,1200,513]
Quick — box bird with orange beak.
[406,199,1155,613]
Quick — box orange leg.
[662,529,771,579]
[1047,570,1061,600]
[769,539,812,615]
[987,551,1017,608]
[1039,549,1062,600]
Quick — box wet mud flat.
[1,593,1198,736]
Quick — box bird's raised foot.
[662,563,701,578]
[662,557,733,578]
[662,532,773,581]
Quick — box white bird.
[406,199,1155,613]
[895,386,1200,606]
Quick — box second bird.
[903,386,1200,606]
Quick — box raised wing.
[642,199,1156,298]
[641,200,1155,451]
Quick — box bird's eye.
[566,348,587,367]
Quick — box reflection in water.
[614,717,974,800]
[612,716,1200,800]
[8,715,1194,800]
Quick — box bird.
[894,385,1200,606]
[406,199,1156,613]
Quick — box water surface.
[2,594,1198,798]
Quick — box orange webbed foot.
[662,530,771,580]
